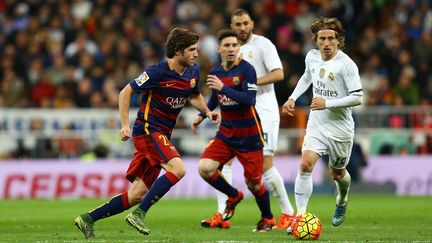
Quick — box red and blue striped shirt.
[129,60,200,138]
[207,58,264,152]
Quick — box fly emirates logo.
[218,94,238,106]
[166,97,186,109]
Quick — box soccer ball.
[291,213,322,240]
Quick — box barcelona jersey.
[129,60,200,138]
[207,58,264,152]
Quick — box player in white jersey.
[200,9,296,230]
[282,17,363,229]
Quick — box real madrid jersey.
[129,60,200,137]
[239,34,283,122]
[298,49,362,141]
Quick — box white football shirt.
[239,34,283,122]
[297,49,363,141]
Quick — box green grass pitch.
[0,195,431,242]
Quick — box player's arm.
[118,84,133,141]
[282,53,313,116]
[120,68,159,139]
[310,91,363,110]
[257,38,284,85]
[189,93,220,123]
[257,68,284,85]
[207,66,257,106]
[190,91,219,134]
[282,71,312,116]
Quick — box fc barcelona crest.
[233,76,240,85]
[190,78,196,88]
[319,68,325,79]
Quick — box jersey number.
[158,135,170,146]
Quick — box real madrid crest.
[190,78,196,88]
[319,68,325,79]
[248,51,253,59]
[328,72,334,81]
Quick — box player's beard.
[179,58,194,68]
[239,29,252,44]
[225,60,235,69]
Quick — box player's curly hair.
[311,17,345,49]
[165,28,199,58]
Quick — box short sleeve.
[129,66,160,93]
[260,37,283,72]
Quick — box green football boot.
[74,213,95,239]
[125,208,150,235]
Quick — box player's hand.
[119,126,131,141]
[206,111,220,125]
[310,96,326,110]
[282,98,296,116]
[191,116,204,134]
[207,75,224,91]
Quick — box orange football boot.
[201,213,231,229]
[273,213,297,230]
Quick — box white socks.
[216,165,232,213]
[294,170,313,215]
[335,171,351,206]
[263,166,295,215]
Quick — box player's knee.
[245,179,260,191]
[331,169,345,181]
[197,160,215,178]
[173,167,186,179]
[299,161,314,173]
[262,155,274,172]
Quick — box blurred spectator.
[392,65,420,105]
[55,123,85,158]
[29,118,58,158]
[30,73,57,107]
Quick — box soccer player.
[282,17,363,228]
[191,29,274,232]
[200,9,296,230]
[74,27,219,238]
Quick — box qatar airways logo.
[218,94,238,106]
[166,97,186,109]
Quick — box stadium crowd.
[1,0,432,158]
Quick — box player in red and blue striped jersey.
[74,28,219,239]
[192,29,274,232]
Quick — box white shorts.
[302,128,353,169]
[261,120,279,156]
